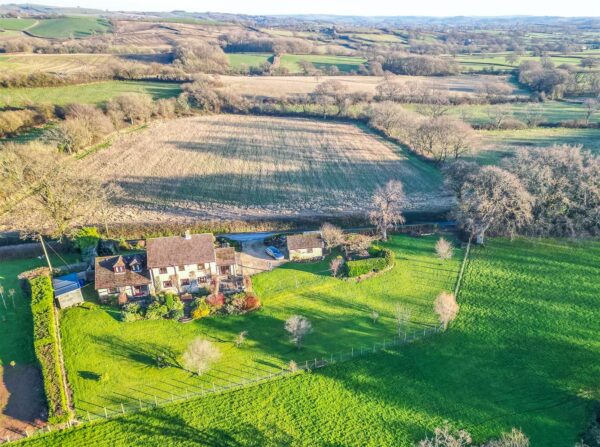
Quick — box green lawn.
[279,54,368,73]
[0,18,38,31]
[228,53,273,69]
[25,17,112,39]
[58,235,461,417]
[0,81,182,107]
[15,238,600,446]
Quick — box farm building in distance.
[287,233,325,260]
[52,273,84,309]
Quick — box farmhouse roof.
[215,247,236,266]
[146,233,216,268]
[95,254,151,290]
[287,233,324,251]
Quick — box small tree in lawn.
[485,428,529,447]
[8,289,16,308]
[434,292,459,330]
[418,424,472,447]
[370,309,380,324]
[234,330,248,348]
[330,256,344,277]
[0,284,6,310]
[183,338,221,375]
[320,223,345,250]
[285,315,312,348]
[435,237,454,261]
[369,180,406,240]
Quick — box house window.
[307,247,313,254]
[180,278,190,287]
[132,264,141,272]
[162,280,173,288]
[114,266,125,273]
[108,288,119,294]
[178,265,185,272]
[159,267,168,274]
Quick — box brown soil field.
[76,115,450,225]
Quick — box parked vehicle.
[265,246,284,260]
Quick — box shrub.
[244,294,261,311]
[206,293,225,309]
[29,275,72,424]
[145,302,168,320]
[346,247,394,277]
[191,298,210,320]
[121,302,143,322]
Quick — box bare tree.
[434,291,459,330]
[370,309,380,324]
[583,98,600,125]
[320,223,344,250]
[484,428,529,447]
[369,180,406,240]
[342,233,374,255]
[418,424,472,447]
[288,360,298,372]
[183,338,221,375]
[234,330,248,348]
[455,166,533,244]
[285,315,312,348]
[435,237,454,260]
[313,80,351,116]
[329,257,344,277]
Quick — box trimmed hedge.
[29,275,71,424]
[346,246,395,278]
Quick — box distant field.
[0,53,118,74]
[218,74,521,98]
[350,32,405,43]
[279,54,368,73]
[470,127,600,164]
[16,238,600,446]
[0,18,38,31]
[456,52,600,71]
[228,52,273,69]
[0,80,181,107]
[25,17,112,39]
[79,115,446,222]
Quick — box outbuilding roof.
[95,254,151,290]
[146,233,216,268]
[287,233,324,251]
[215,247,237,266]
[52,273,81,296]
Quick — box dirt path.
[0,364,45,442]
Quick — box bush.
[206,293,225,309]
[191,298,211,320]
[346,247,394,277]
[145,302,169,320]
[121,302,143,322]
[29,275,72,424]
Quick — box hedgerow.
[346,246,395,277]
[29,275,72,424]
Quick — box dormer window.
[132,264,141,273]
[114,266,125,274]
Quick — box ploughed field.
[83,115,447,223]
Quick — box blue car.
[265,246,284,260]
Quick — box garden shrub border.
[346,246,395,278]
[29,274,72,424]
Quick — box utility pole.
[38,234,53,273]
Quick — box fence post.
[154,395,158,406]
[305,360,308,370]
[213,383,216,392]
[139,399,142,410]
[314,358,317,368]
[87,412,91,422]
[351,346,354,357]
[104,407,108,418]
[121,403,125,414]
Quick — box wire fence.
[13,323,443,444]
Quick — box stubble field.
[80,115,447,223]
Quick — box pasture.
[279,54,368,73]
[0,80,181,107]
[15,238,600,446]
[24,17,112,39]
[0,18,38,31]
[227,52,273,69]
[79,115,446,222]
[58,235,461,416]
[0,53,118,74]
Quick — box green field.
[25,17,112,39]
[228,52,273,69]
[279,54,368,73]
[0,18,38,31]
[0,81,181,107]
[0,54,118,74]
[471,127,600,164]
[58,235,461,416]
[15,238,600,446]
[456,52,600,72]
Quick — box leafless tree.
[369,180,406,240]
[234,330,248,348]
[443,160,479,201]
[455,166,533,244]
[342,233,374,255]
[313,80,351,116]
[107,93,154,125]
[329,257,344,278]
[370,310,380,324]
[412,117,476,162]
[434,292,459,330]
[484,428,529,447]
[320,223,344,250]
[418,424,472,447]
[288,360,298,373]
[583,98,600,125]
[285,315,312,348]
[435,237,454,260]
[183,338,221,375]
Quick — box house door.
[219,266,230,276]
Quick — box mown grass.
[15,238,600,446]
[26,17,112,39]
[228,52,273,69]
[0,81,181,107]
[58,235,461,416]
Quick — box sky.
[16,0,600,16]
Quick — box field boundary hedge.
[29,274,72,424]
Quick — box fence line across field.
[17,324,443,442]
